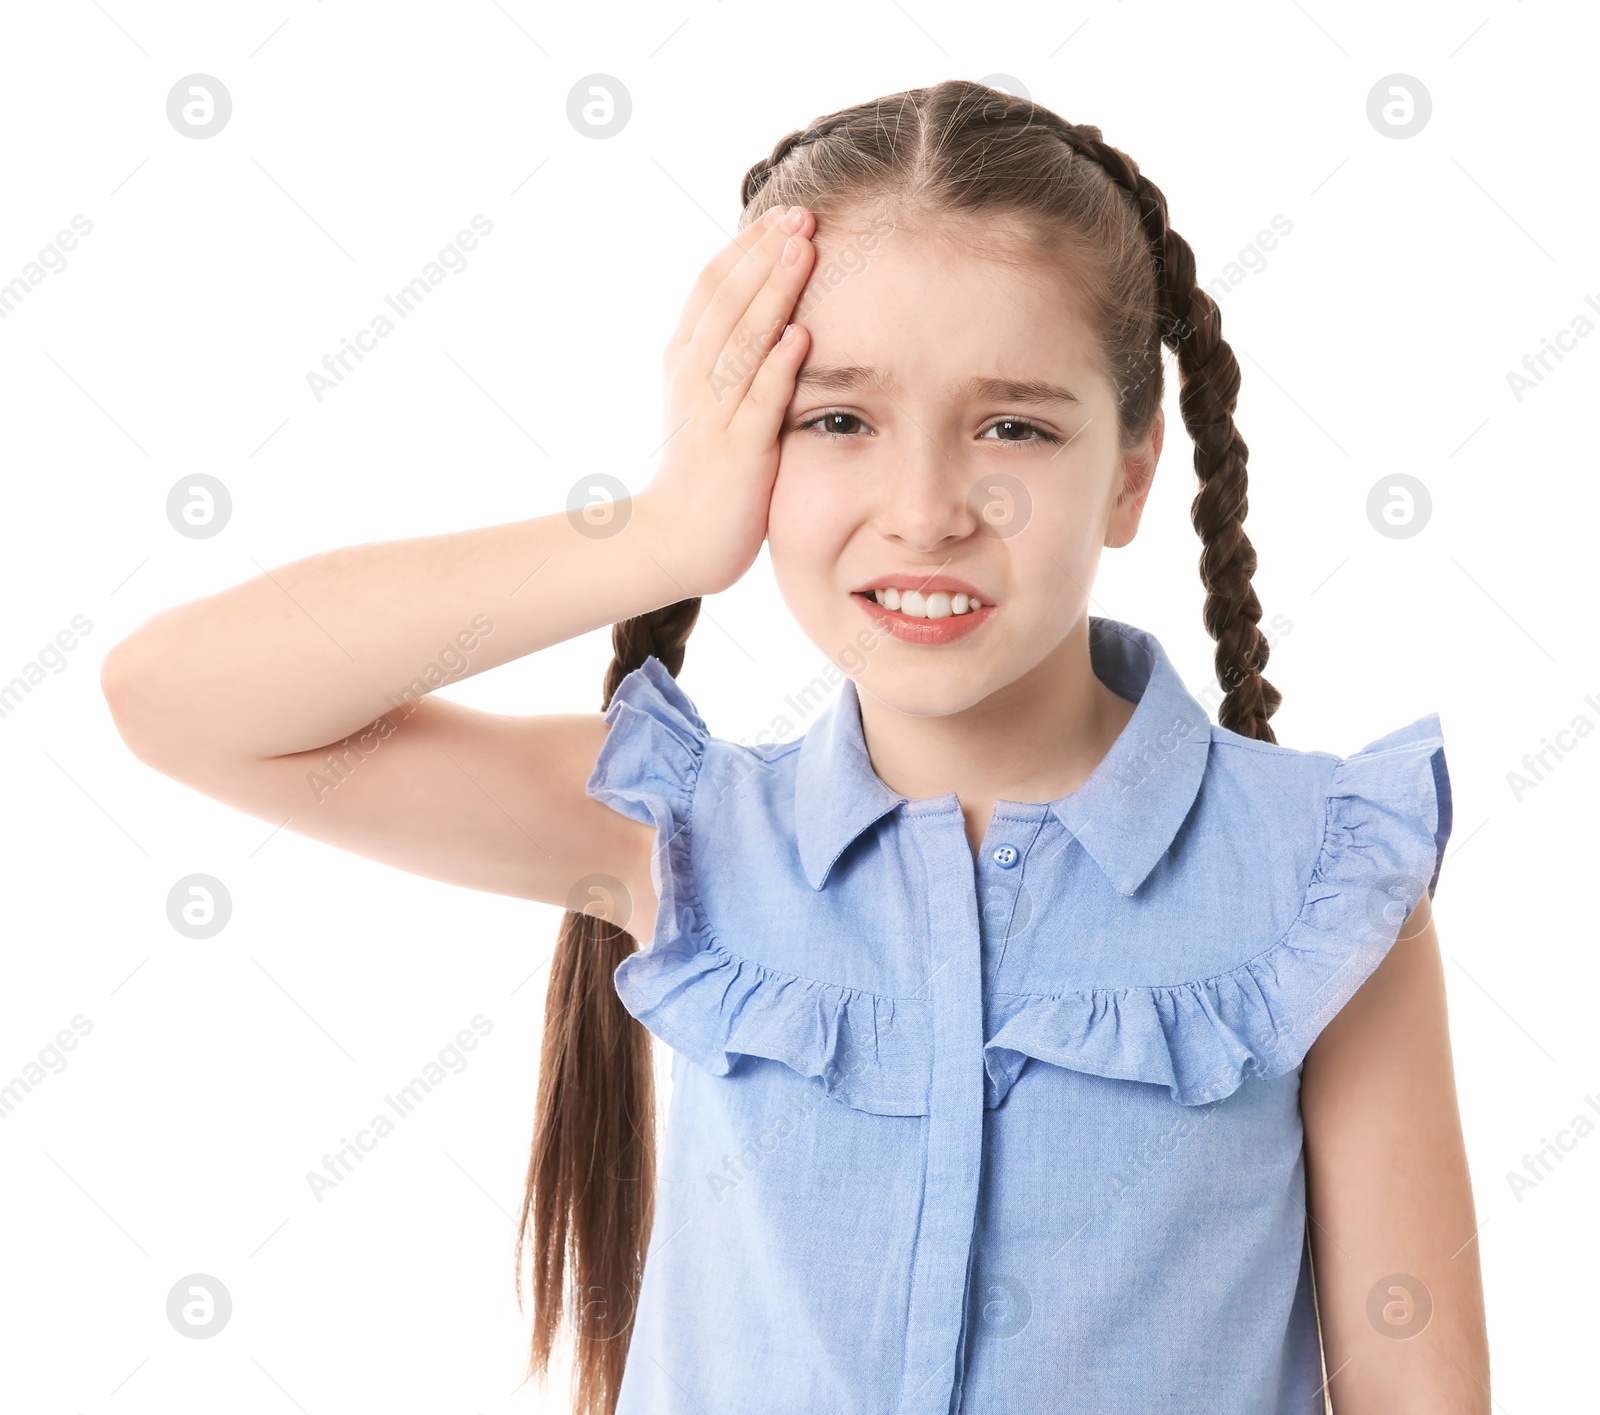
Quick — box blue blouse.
[586,615,1452,1414]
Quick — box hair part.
[519,78,1280,1415]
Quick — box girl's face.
[769,212,1163,717]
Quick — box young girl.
[103,81,1487,1414]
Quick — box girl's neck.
[854,617,1137,859]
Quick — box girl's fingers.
[703,229,815,424]
[690,232,816,430]
[682,212,813,400]
[668,207,790,351]
[727,319,809,447]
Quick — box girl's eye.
[797,411,869,440]
[979,417,1061,447]
[795,411,1062,446]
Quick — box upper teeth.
[871,587,983,618]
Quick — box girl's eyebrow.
[793,364,892,397]
[793,364,1081,407]
[957,374,1082,408]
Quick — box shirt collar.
[794,616,1213,895]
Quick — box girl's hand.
[638,204,816,598]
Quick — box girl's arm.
[1300,889,1491,1413]
[100,504,688,927]
[99,204,815,933]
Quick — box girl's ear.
[1106,406,1163,548]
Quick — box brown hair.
[516,77,1281,1414]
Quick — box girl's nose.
[878,429,982,552]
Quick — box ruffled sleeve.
[587,655,931,1116]
[586,652,708,929]
[982,713,1453,1108]
[585,653,710,1037]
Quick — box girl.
[102,81,1487,1414]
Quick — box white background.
[2,0,1596,1410]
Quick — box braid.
[603,598,702,706]
[519,595,701,1415]
[740,122,841,209]
[1038,117,1281,743]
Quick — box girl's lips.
[852,573,992,601]
[852,591,995,645]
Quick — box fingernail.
[781,236,800,265]
[782,205,806,232]
[765,206,787,228]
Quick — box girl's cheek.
[771,457,849,540]
[1014,518,1093,601]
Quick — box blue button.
[991,844,1019,869]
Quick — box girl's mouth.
[852,588,996,645]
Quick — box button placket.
[952,808,1046,1411]
[897,802,986,1415]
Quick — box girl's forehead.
[809,216,1046,283]
[796,267,1107,398]
[802,217,1100,337]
